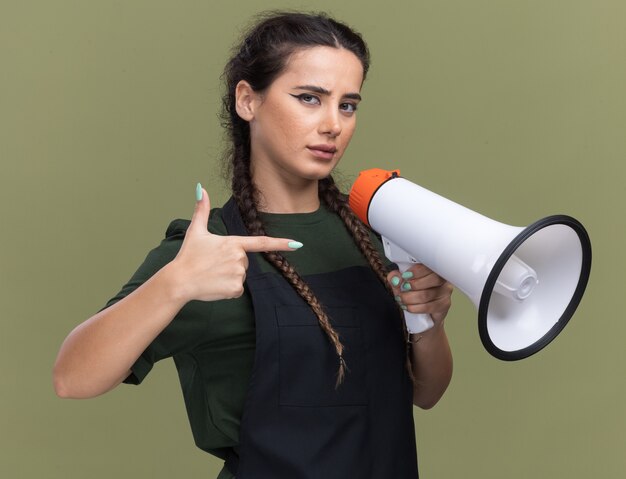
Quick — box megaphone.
[349,168,591,361]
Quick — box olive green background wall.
[1,0,624,477]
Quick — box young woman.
[54,11,453,478]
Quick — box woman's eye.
[294,94,320,105]
[340,102,358,113]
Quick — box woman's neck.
[251,162,321,214]
[256,182,320,213]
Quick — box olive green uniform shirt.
[102,204,391,478]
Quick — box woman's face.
[244,46,364,184]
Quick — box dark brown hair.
[220,11,409,386]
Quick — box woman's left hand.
[387,264,453,326]
[389,264,454,409]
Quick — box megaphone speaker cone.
[478,215,592,360]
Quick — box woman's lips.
[307,145,337,160]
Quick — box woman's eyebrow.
[293,85,362,101]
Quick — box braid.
[231,154,348,387]
[219,11,395,387]
[319,176,415,383]
[318,177,389,287]
[263,251,349,387]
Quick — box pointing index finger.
[235,236,303,253]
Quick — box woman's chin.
[300,161,339,180]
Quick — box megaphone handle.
[381,237,435,334]
[403,310,435,334]
[397,262,435,334]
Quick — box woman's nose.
[319,108,342,137]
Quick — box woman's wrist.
[156,260,193,307]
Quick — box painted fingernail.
[391,276,401,287]
[401,305,408,311]
[288,241,304,249]
[402,271,414,279]
[395,296,402,302]
[402,282,412,291]
[196,183,203,202]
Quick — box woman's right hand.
[167,184,302,303]
[53,184,301,399]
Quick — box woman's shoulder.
[99,207,229,311]
[164,207,228,239]
[124,206,229,282]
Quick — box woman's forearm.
[410,322,453,409]
[54,187,300,400]
[53,261,188,399]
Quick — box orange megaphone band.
[348,168,401,227]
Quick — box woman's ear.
[235,80,258,121]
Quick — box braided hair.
[220,11,411,386]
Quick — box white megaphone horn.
[349,168,592,361]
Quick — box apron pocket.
[276,305,368,407]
